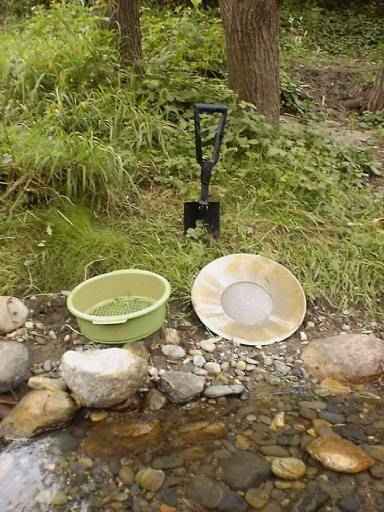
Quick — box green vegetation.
[0,3,383,316]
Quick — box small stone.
[205,362,221,375]
[364,445,384,463]
[149,367,159,380]
[204,384,245,399]
[235,434,252,450]
[306,435,375,473]
[188,476,224,509]
[135,468,165,492]
[64,334,71,343]
[43,360,52,372]
[193,355,206,367]
[146,389,167,411]
[316,377,352,396]
[152,454,184,470]
[194,367,208,376]
[246,358,258,365]
[161,344,186,360]
[218,492,248,512]
[319,411,345,424]
[164,328,181,345]
[299,400,326,411]
[246,414,257,422]
[0,297,29,334]
[48,330,57,340]
[0,341,30,392]
[271,458,306,480]
[222,451,271,490]
[160,371,205,403]
[370,463,384,479]
[271,412,285,431]
[338,495,362,512]
[200,339,218,353]
[221,362,230,372]
[260,446,290,457]
[300,332,308,342]
[90,410,108,422]
[119,466,134,485]
[236,361,247,371]
[274,361,290,375]
[51,491,67,506]
[245,482,273,509]
[292,483,329,512]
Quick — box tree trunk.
[112,0,142,67]
[368,67,384,112]
[219,0,280,124]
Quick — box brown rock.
[307,435,375,473]
[0,390,77,440]
[302,334,384,383]
[136,467,165,492]
[176,421,226,446]
[271,458,306,480]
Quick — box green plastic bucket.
[67,270,171,344]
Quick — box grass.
[0,2,383,318]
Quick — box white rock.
[193,355,206,368]
[0,341,30,392]
[0,297,29,334]
[199,339,217,353]
[205,362,221,375]
[300,331,308,342]
[61,348,148,407]
[164,328,181,345]
[161,344,186,360]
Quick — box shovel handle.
[194,103,228,166]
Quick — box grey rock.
[0,341,30,392]
[159,371,205,403]
[200,339,217,353]
[193,355,206,367]
[260,445,290,457]
[218,492,248,512]
[205,362,221,375]
[61,348,148,408]
[43,360,52,373]
[221,451,271,490]
[204,384,245,399]
[338,495,361,512]
[292,483,330,512]
[319,411,346,424]
[188,476,224,509]
[274,361,290,375]
[161,344,186,360]
[164,328,181,345]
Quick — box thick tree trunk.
[112,0,142,67]
[368,67,384,112]
[219,0,280,124]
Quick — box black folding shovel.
[184,103,228,239]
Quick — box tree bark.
[368,67,384,112]
[112,0,142,67]
[219,0,280,124]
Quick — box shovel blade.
[184,201,220,239]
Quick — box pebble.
[161,344,186,360]
[245,482,273,509]
[271,458,306,480]
[204,384,245,398]
[300,331,308,341]
[193,355,206,367]
[135,468,165,492]
[205,362,221,375]
[235,434,252,450]
[274,361,290,375]
[200,339,217,353]
[364,445,384,463]
[164,328,181,344]
[370,463,384,479]
[152,454,184,470]
[194,367,208,376]
[147,389,167,410]
[188,476,224,509]
[43,360,52,372]
[236,361,247,371]
[319,411,346,424]
[90,411,108,422]
[222,452,271,490]
[119,466,134,485]
[260,446,290,458]
[246,357,258,365]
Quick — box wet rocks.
[204,384,245,398]
[28,376,67,392]
[221,451,271,490]
[303,334,384,383]
[159,371,205,403]
[177,421,226,445]
[292,483,330,512]
[0,296,29,334]
[161,345,186,360]
[0,389,77,439]
[245,482,273,509]
[306,435,375,473]
[0,341,30,392]
[135,467,165,492]
[61,348,148,408]
[188,476,224,509]
[271,458,306,480]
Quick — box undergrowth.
[0,3,383,316]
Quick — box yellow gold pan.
[191,254,306,347]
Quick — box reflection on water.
[0,436,83,512]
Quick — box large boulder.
[61,348,148,408]
[0,341,30,392]
[0,296,28,334]
[0,390,77,440]
[302,334,384,383]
